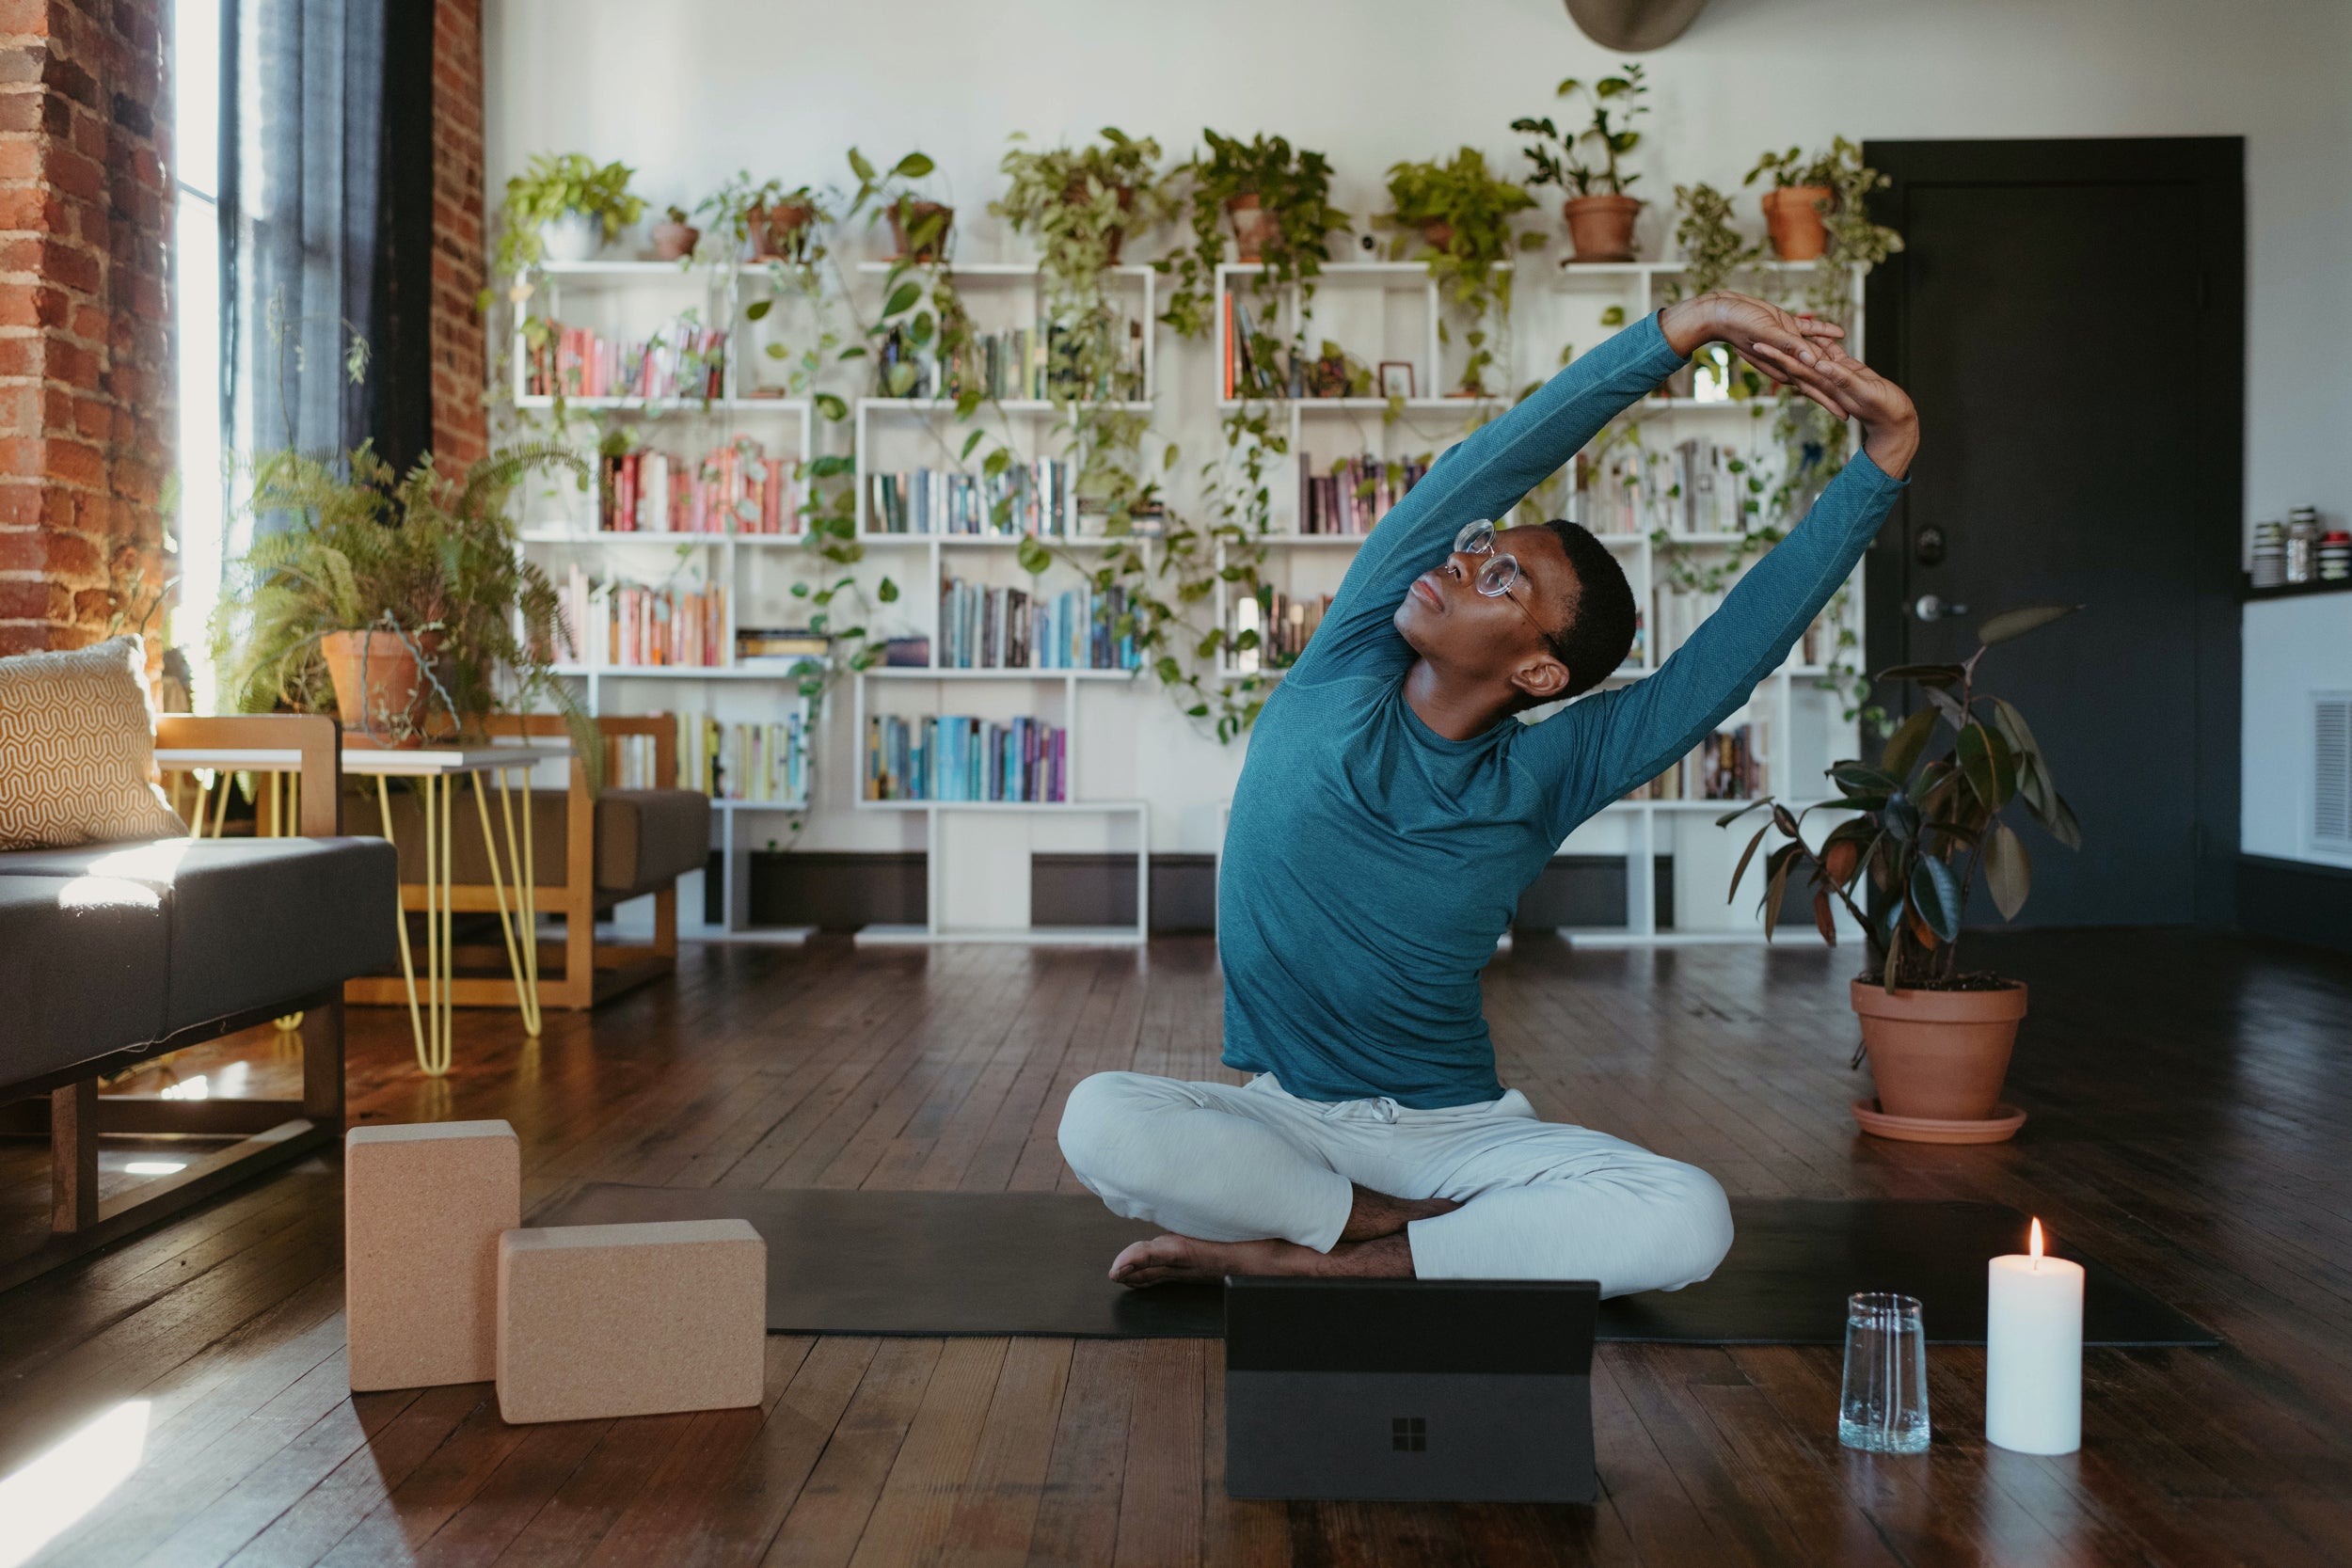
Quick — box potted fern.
[1723,606,2083,1143]
[1514,63,1649,262]
[214,442,597,764]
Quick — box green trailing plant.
[1743,136,1901,325]
[1514,64,1649,198]
[993,128,1176,296]
[211,440,601,770]
[696,173,831,262]
[1671,181,1760,299]
[1159,131,1349,342]
[1378,149,1540,395]
[1723,605,2083,992]
[489,153,644,290]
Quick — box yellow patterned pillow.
[0,636,185,850]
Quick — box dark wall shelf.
[2242,575,2352,603]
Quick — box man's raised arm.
[1521,339,1918,827]
[1293,297,1853,681]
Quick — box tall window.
[171,0,224,708]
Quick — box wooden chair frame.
[338,714,685,1014]
[0,714,348,1293]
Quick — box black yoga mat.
[529,1186,2216,1348]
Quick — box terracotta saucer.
[1851,1099,2027,1145]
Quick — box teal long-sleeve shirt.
[1217,310,1907,1107]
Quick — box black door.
[1863,138,2241,927]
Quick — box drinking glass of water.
[1838,1291,1931,1454]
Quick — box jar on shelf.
[2250,520,2285,589]
[2284,509,2319,584]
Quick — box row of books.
[1574,439,1759,537]
[874,316,1148,404]
[938,578,1144,671]
[1230,589,1332,673]
[525,316,726,402]
[597,442,801,534]
[1632,722,1770,800]
[678,714,809,804]
[866,461,1073,536]
[558,564,725,668]
[1299,452,1430,535]
[863,715,1069,803]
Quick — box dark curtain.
[221,0,434,481]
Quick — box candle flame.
[2029,1217,2044,1266]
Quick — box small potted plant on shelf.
[845,148,949,262]
[698,173,829,263]
[1514,62,1648,262]
[493,152,644,277]
[213,441,597,763]
[1376,148,1539,396]
[1722,606,2084,1144]
[651,204,699,261]
[1158,130,1350,341]
[1744,137,1895,264]
[993,127,1173,274]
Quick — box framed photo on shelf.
[1377,361,1416,400]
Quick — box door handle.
[1913,594,1971,623]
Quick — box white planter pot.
[540,212,600,263]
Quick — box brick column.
[0,0,169,657]
[430,0,486,472]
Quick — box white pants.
[1057,1070,1733,1298]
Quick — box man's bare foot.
[1110,1231,1415,1288]
[1340,1182,1462,1243]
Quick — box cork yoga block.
[345,1120,521,1391]
[496,1219,766,1424]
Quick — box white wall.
[485,0,2352,863]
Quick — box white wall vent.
[2316,693,2352,849]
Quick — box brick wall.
[430,0,486,472]
[0,0,170,657]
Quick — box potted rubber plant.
[214,441,597,764]
[493,153,644,277]
[1722,606,2083,1143]
[845,148,948,262]
[1514,62,1648,262]
[1376,148,1539,395]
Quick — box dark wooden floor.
[4,927,2351,1566]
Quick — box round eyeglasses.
[1453,518,1523,598]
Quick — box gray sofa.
[0,714,396,1291]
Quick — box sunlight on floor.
[0,1401,151,1568]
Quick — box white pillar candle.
[1985,1218,2084,1454]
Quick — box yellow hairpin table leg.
[376,774,433,1074]
[471,769,540,1037]
[500,765,543,1035]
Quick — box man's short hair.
[1538,519,1637,699]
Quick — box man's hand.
[1745,337,1920,479]
[1658,290,1843,367]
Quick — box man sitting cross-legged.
[1057,292,1917,1296]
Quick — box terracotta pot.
[1850,978,2028,1128]
[319,629,450,746]
[1227,194,1279,262]
[1562,194,1642,263]
[1761,184,1832,261]
[651,221,699,261]
[1421,219,1454,252]
[1068,179,1136,263]
[886,200,953,262]
[748,202,814,262]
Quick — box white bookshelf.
[508,260,823,940]
[505,250,1867,946]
